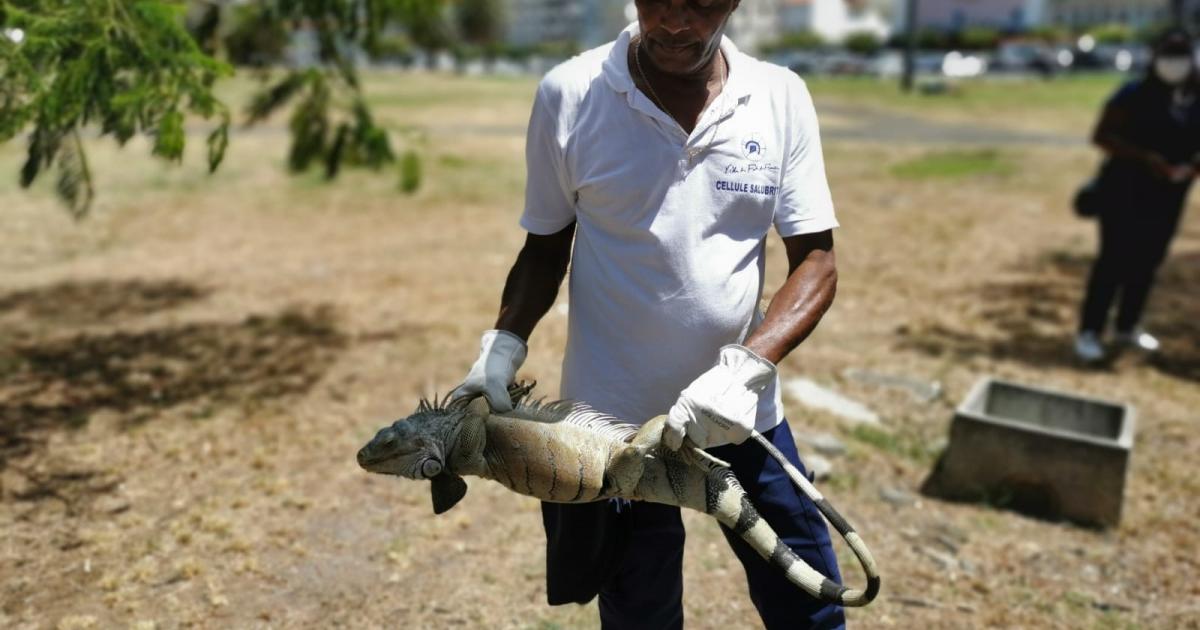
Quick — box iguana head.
[357,395,494,514]
[357,395,486,479]
[357,382,535,515]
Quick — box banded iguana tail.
[356,383,880,607]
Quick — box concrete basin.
[922,377,1135,528]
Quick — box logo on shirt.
[742,134,766,161]
[715,180,778,197]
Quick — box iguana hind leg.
[631,414,670,450]
[629,414,731,469]
[604,415,669,497]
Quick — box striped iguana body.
[356,384,880,607]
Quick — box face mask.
[1155,56,1193,85]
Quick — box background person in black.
[1075,29,1200,362]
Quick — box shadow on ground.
[895,248,1200,380]
[0,279,351,507]
[920,463,1085,529]
[0,278,209,324]
[1145,251,1200,380]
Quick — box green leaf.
[325,122,351,180]
[207,118,229,173]
[287,79,330,173]
[55,131,93,219]
[20,126,60,189]
[153,109,185,162]
[247,71,307,123]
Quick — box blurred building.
[777,0,893,44]
[579,0,635,47]
[502,0,895,53]
[728,0,784,53]
[892,0,1045,31]
[894,1,1196,33]
[505,0,584,46]
[504,0,628,49]
[1040,0,1174,30]
[495,0,1200,53]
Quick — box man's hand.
[451,330,527,412]
[664,345,776,450]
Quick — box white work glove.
[451,330,527,412]
[664,345,776,450]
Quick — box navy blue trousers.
[540,420,846,629]
[1079,189,1186,334]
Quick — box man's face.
[635,0,740,76]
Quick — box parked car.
[941,51,988,78]
[771,50,822,76]
[994,41,1059,76]
[817,51,873,75]
[1091,43,1150,73]
[869,50,903,77]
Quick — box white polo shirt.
[521,22,838,432]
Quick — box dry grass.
[806,73,1124,137]
[1,71,1197,630]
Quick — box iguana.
[356,383,880,607]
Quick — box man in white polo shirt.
[454,1,844,627]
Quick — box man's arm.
[662,230,835,449]
[743,230,837,365]
[452,222,574,409]
[495,222,576,341]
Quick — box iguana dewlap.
[357,385,880,607]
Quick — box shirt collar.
[602,21,754,105]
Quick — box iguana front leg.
[447,398,491,477]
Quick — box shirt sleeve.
[519,81,577,235]
[773,76,839,237]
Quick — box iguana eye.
[421,459,443,478]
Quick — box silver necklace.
[633,36,727,133]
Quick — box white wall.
[811,0,891,41]
[728,0,784,54]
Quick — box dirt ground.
[1,72,1198,630]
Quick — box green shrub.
[958,26,1001,51]
[844,31,883,56]
[1136,21,1177,44]
[763,30,825,53]
[917,28,949,50]
[452,43,483,63]
[1026,25,1069,44]
[368,34,414,63]
[399,150,422,194]
[1088,23,1134,45]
